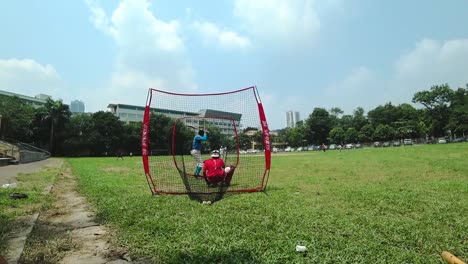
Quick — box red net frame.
[141,86,271,195]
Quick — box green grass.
[68,144,468,263]
[0,163,59,253]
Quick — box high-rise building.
[70,100,85,113]
[286,111,300,128]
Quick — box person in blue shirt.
[190,129,209,176]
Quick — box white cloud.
[85,0,118,39]
[0,58,62,96]
[234,0,321,47]
[0,58,59,80]
[320,38,468,115]
[110,0,184,52]
[192,21,251,49]
[394,38,468,91]
[85,0,197,107]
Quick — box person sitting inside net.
[202,149,235,187]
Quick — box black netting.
[143,87,269,202]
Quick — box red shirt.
[203,158,225,178]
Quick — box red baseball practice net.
[141,86,271,201]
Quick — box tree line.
[275,84,467,147]
[0,83,466,156]
[0,95,252,156]
[0,96,136,156]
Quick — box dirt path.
[19,163,132,264]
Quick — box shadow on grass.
[166,249,262,264]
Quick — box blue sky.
[1,0,467,129]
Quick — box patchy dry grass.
[68,144,468,263]
[20,222,76,264]
[0,163,60,254]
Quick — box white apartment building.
[286,111,300,128]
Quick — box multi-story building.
[70,100,85,113]
[107,103,196,123]
[107,103,242,135]
[197,109,242,135]
[286,111,300,128]
[0,90,51,108]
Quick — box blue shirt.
[192,134,207,150]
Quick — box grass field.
[68,144,468,263]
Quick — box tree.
[352,107,368,131]
[358,124,374,142]
[289,124,306,147]
[0,95,35,142]
[329,127,345,144]
[412,84,454,109]
[412,84,454,137]
[204,125,225,151]
[122,121,142,156]
[393,121,417,139]
[238,133,251,150]
[62,113,92,156]
[368,103,398,126]
[173,120,196,155]
[446,86,468,137]
[276,128,290,146]
[243,127,258,133]
[395,103,418,121]
[88,111,125,156]
[34,98,71,155]
[417,121,430,139]
[329,107,344,117]
[373,124,394,141]
[277,127,301,147]
[345,127,358,143]
[338,115,354,130]
[305,108,332,144]
[329,107,343,127]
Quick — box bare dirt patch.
[20,164,131,264]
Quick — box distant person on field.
[321,143,327,152]
[203,149,235,187]
[117,150,124,160]
[190,129,209,176]
[219,145,224,157]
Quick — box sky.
[1,0,468,130]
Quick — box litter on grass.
[2,183,17,188]
[296,245,307,252]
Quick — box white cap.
[211,150,220,158]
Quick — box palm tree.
[38,98,71,155]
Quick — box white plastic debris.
[296,245,307,252]
[2,183,17,189]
